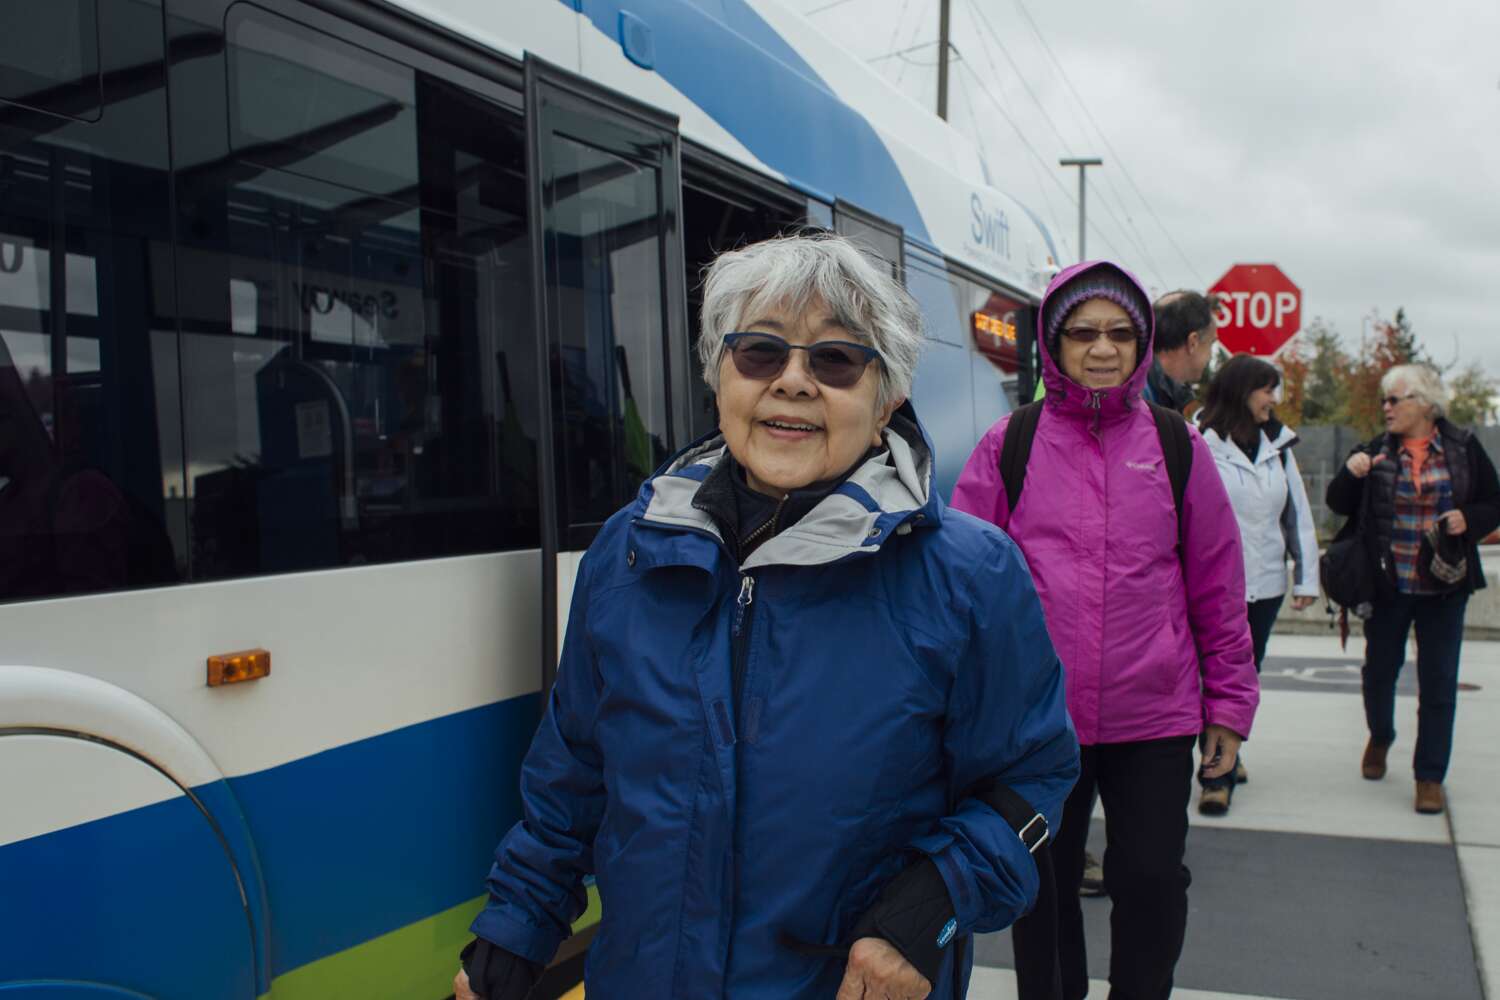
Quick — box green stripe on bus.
[259,885,601,999]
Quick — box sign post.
[1208,264,1302,356]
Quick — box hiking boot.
[1361,739,1389,780]
[1234,758,1248,784]
[1079,850,1106,897]
[1198,782,1232,816]
[1415,781,1445,815]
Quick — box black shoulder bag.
[1319,464,1378,610]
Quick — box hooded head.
[1036,261,1155,412]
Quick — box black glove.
[848,858,957,987]
[459,938,542,1000]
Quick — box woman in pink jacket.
[952,261,1257,1000]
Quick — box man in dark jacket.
[1145,290,1218,412]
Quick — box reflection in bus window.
[548,136,670,530]
[0,0,184,604]
[174,8,538,579]
[224,3,418,206]
[0,0,102,121]
[681,181,805,441]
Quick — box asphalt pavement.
[968,631,1500,1000]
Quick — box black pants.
[1246,595,1283,671]
[1013,736,1196,1000]
[1200,596,1280,792]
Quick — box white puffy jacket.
[1199,421,1320,602]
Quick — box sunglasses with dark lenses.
[1061,325,1138,345]
[723,332,882,389]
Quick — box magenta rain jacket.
[951,261,1258,746]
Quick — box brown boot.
[1415,781,1445,815]
[1361,739,1389,780]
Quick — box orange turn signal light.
[207,648,271,687]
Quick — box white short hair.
[1382,363,1449,419]
[697,234,922,410]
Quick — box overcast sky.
[798,0,1500,373]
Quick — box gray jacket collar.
[641,414,933,571]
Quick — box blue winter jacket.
[471,409,1079,998]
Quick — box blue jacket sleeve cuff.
[469,904,566,967]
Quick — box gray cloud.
[802,0,1500,375]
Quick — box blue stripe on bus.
[228,693,542,977]
[569,0,932,242]
[0,785,261,998]
[0,693,541,993]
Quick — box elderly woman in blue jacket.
[455,234,1078,1000]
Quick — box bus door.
[681,150,806,441]
[528,59,687,685]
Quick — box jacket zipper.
[731,573,756,712]
[1087,390,1104,435]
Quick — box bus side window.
[0,0,184,605]
[170,2,539,580]
[904,254,974,499]
[833,200,902,282]
[0,0,102,121]
[681,174,806,442]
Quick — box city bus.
[0,0,1060,995]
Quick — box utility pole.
[1059,157,1102,262]
[937,0,951,120]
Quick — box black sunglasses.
[723,332,882,389]
[1061,324,1138,345]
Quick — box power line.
[1012,0,1206,285]
[958,61,1125,262]
[957,75,1073,261]
[803,0,858,15]
[867,39,957,67]
[874,0,915,79]
[962,0,1165,284]
[894,3,927,87]
[992,4,1149,265]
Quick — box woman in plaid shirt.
[1327,364,1500,815]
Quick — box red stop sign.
[1208,264,1301,356]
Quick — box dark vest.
[1361,419,1477,593]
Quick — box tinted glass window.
[547,136,670,531]
[0,0,184,603]
[834,204,902,280]
[0,0,102,121]
[681,182,804,441]
[224,3,417,204]
[904,255,966,348]
[172,4,538,578]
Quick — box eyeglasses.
[1381,393,1417,408]
[722,332,882,389]
[1061,324,1137,345]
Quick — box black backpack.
[998,399,1194,534]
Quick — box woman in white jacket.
[1195,354,1319,815]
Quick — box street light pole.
[937,0,951,120]
[1059,157,1102,262]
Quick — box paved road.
[968,632,1500,1000]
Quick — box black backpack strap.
[1147,402,1193,534]
[999,401,1045,514]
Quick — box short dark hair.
[1153,290,1217,353]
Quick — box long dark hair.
[1199,354,1282,450]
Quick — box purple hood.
[1037,259,1156,423]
